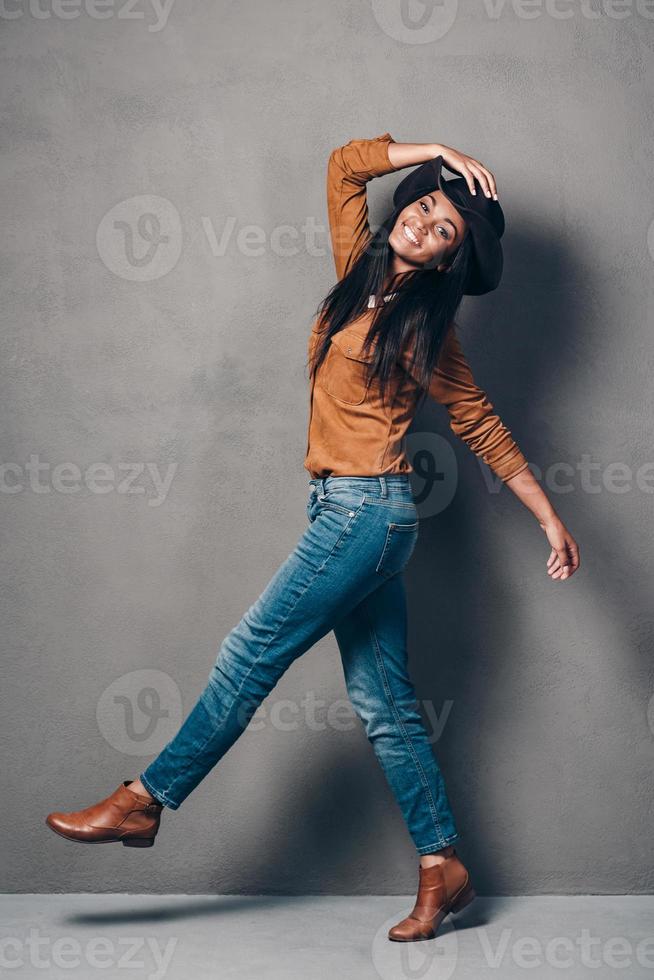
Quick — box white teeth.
[403,224,420,246]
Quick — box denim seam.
[416,834,459,855]
[139,771,178,810]
[376,522,419,578]
[317,488,367,518]
[318,500,360,517]
[362,497,417,510]
[153,505,365,807]
[363,604,448,850]
[375,524,395,576]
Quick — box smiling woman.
[389,188,468,269]
[45,129,580,948]
[304,133,531,484]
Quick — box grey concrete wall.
[2,0,652,895]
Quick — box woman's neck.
[382,269,411,294]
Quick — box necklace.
[367,292,397,309]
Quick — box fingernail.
[493,194,498,200]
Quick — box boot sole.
[45,818,156,847]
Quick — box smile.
[402,223,421,248]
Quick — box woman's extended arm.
[504,467,581,580]
[400,326,530,484]
[400,327,581,581]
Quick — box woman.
[46,133,580,942]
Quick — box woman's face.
[388,190,468,273]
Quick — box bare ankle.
[420,845,455,868]
[128,779,155,802]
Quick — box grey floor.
[1,894,653,979]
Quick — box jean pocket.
[375,520,419,579]
[317,486,366,517]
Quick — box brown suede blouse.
[303,132,529,484]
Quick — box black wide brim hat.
[392,155,505,296]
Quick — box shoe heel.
[450,881,475,914]
[122,837,155,848]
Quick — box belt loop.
[318,477,326,498]
[379,475,388,498]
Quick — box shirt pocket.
[318,331,377,406]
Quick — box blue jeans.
[140,474,459,854]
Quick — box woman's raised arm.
[326,132,398,280]
[326,133,500,281]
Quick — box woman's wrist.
[505,466,558,525]
[386,141,446,171]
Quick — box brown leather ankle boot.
[46,780,164,847]
[388,848,475,941]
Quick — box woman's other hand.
[540,516,581,581]
[502,464,580,582]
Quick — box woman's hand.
[433,143,498,200]
[539,516,581,581]
[386,140,498,199]
[502,467,580,581]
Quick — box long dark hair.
[308,205,473,407]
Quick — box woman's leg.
[333,570,459,855]
[138,489,391,810]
